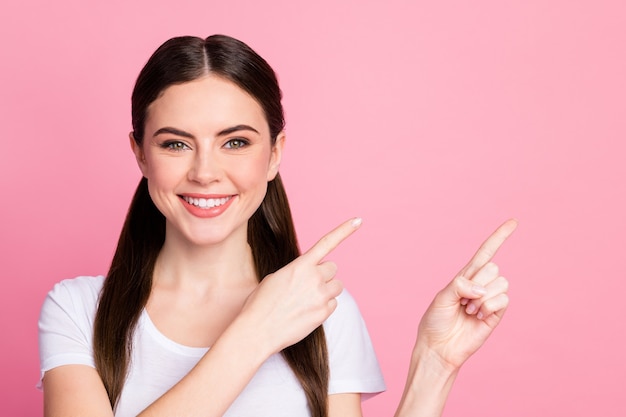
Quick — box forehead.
[145,75,269,135]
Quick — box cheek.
[233,156,272,192]
[144,157,188,190]
[244,163,270,185]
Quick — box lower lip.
[180,196,236,218]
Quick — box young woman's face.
[132,75,283,247]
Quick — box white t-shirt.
[39,276,386,416]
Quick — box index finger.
[303,217,363,263]
[459,218,518,278]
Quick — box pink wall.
[1,1,624,415]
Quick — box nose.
[187,149,222,184]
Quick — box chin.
[180,223,248,248]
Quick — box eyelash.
[161,141,190,152]
[160,138,250,152]
[224,138,250,149]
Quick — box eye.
[161,141,190,152]
[224,138,249,149]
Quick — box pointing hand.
[242,218,362,353]
[416,219,518,370]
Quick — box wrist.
[221,312,275,365]
[395,343,459,417]
[410,341,460,377]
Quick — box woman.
[39,34,516,417]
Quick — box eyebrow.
[153,124,260,138]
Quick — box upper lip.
[179,193,235,199]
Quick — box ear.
[129,132,148,177]
[267,131,285,181]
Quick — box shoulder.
[42,276,105,312]
[39,276,105,331]
[46,275,105,298]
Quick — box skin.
[395,218,517,417]
[134,75,283,349]
[42,74,517,416]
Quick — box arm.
[43,312,274,417]
[137,314,275,416]
[139,218,361,416]
[395,219,518,417]
[394,347,458,417]
[42,219,361,416]
[329,393,363,417]
[43,366,113,417]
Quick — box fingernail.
[472,285,487,296]
[460,298,468,306]
[477,312,484,320]
[466,303,476,314]
[351,217,362,227]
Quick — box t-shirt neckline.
[140,309,210,356]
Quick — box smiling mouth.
[181,195,233,208]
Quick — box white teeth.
[183,196,231,208]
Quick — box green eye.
[225,139,249,149]
[161,141,189,151]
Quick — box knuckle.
[500,293,510,306]
[484,293,509,313]
[481,299,494,313]
[449,276,468,297]
[486,262,499,275]
[476,248,494,265]
[317,235,331,252]
[327,298,338,313]
[498,276,509,292]
[327,279,343,296]
[452,275,466,287]
[319,262,338,282]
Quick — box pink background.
[1,0,624,415]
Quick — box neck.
[154,222,258,293]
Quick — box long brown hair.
[93,35,329,416]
